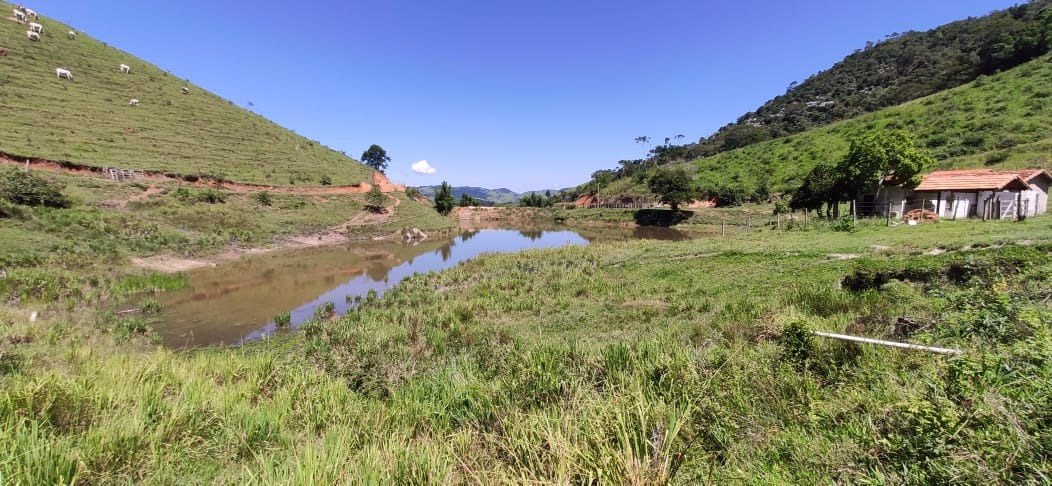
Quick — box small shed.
[911,169,1045,220]
[1009,169,1051,216]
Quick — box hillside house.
[878,169,1050,220]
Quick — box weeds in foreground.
[1,221,1050,482]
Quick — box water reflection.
[154,229,591,348]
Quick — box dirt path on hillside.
[0,152,425,273]
[129,191,415,273]
[0,152,405,195]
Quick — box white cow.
[26,30,39,41]
[13,9,26,22]
[28,22,42,33]
[68,30,76,39]
[119,63,130,74]
[129,99,140,106]
[181,86,189,95]
[55,68,72,80]
[23,7,36,18]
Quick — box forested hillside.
[573,1,1052,203]
[690,0,1052,158]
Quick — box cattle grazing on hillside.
[129,99,139,106]
[55,67,72,80]
[26,30,39,41]
[68,30,76,39]
[120,63,130,74]
[181,86,190,95]
[0,48,7,57]
[28,21,41,33]
[23,7,36,18]
[13,9,26,23]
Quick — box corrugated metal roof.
[915,170,1032,192]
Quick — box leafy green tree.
[434,181,455,215]
[361,144,391,173]
[835,129,931,201]
[459,193,479,207]
[790,162,840,215]
[365,184,386,212]
[647,168,695,211]
[790,130,930,216]
[519,193,551,208]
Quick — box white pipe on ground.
[811,331,963,355]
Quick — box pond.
[152,225,691,348]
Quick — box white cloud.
[411,160,437,175]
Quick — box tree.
[835,129,931,201]
[361,144,391,173]
[789,162,841,215]
[519,192,551,208]
[434,181,455,215]
[634,136,651,159]
[365,184,386,212]
[459,193,479,207]
[790,129,931,217]
[647,168,695,211]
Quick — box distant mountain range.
[414,186,564,205]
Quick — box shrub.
[778,320,815,370]
[254,191,272,206]
[365,185,385,212]
[319,175,332,186]
[274,312,291,328]
[0,168,70,208]
[831,216,856,232]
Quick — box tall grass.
[1,218,1050,482]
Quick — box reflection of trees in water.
[518,229,544,241]
[633,226,689,241]
[460,230,479,242]
[432,238,456,262]
[366,261,392,282]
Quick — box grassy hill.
[415,186,522,206]
[593,53,1052,200]
[0,1,372,186]
[414,186,566,205]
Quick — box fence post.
[851,200,857,225]
[886,202,891,227]
[803,210,808,230]
[722,220,726,237]
[746,214,751,234]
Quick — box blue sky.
[34,1,1020,191]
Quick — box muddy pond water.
[153,225,691,348]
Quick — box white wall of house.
[978,191,1024,219]
[1023,177,1049,216]
[879,173,1048,220]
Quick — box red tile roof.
[1006,169,1052,183]
[915,169,1032,192]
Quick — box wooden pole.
[811,331,963,355]
[1017,191,1023,221]
[885,202,891,226]
[746,214,751,234]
